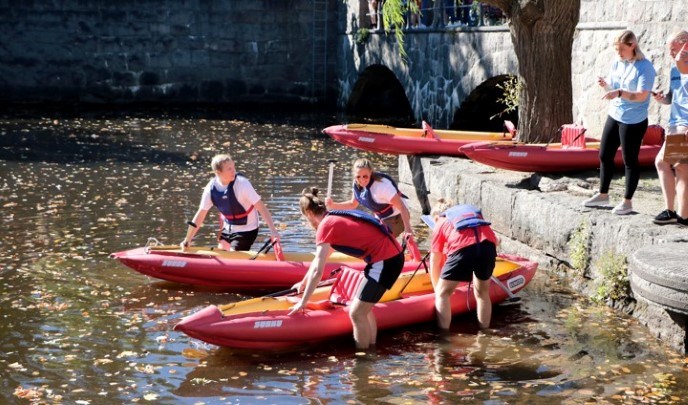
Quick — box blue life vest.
[209,174,254,226]
[326,210,395,263]
[352,172,407,219]
[443,204,491,230]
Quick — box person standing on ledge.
[180,154,280,251]
[583,30,656,215]
[325,158,413,239]
[652,30,688,226]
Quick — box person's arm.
[429,251,445,290]
[288,243,330,314]
[254,200,279,241]
[390,194,413,236]
[653,89,672,105]
[615,88,651,102]
[325,195,358,211]
[181,208,209,251]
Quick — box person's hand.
[291,281,304,294]
[597,76,607,88]
[288,301,306,316]
[652,91,665,101]
[270,229,281,242]
[180,240,190,251]
[324,197,333,209]
[402,230,413,240]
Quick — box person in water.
[289,187,405,349]
[430,200,498,330]
[325,158,413,238]
[180,154,280,251]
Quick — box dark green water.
[1,110,686,404]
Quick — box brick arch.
[345,64,414,126]
[450,75,518,132]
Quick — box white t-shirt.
[200,176,261,233]
[367,176,406,217]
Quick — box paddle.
[249,238,275,260]
[264,267,342,298]
[421,214,521,303]
[326,159,337,198]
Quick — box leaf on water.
[94,358,114,365]
[181,348,209,359]
[14,386,42,400]
[143,393,159,401]
[117,351,138,358]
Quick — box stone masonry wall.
[338,0,688,136]
[0,0,337,105]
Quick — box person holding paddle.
[288,187,405,350]
[180,154,280,251]
[430,200,498,330]
[325,158,413,239]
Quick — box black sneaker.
[653,210,678,225]
[678,216,688,226]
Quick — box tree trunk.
[482,0,580,143]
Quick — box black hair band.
[186,221,197,228]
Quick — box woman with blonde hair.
[326,158,413,239]
[583,30,656,216]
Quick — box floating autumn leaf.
[181,347,209,359]
[14,386,42,400]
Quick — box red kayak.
[323,122,512,157]
[460,125,664,173]
[111,243,423,289]
[174,253,537,349]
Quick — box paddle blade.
[406,236,422,262]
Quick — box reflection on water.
[1,110,687,403]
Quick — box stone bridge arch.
[345,64,414,126]
[336,28,518,129]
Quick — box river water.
[1,109,687,404]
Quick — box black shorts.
[357,252,405,303]
[441,240,496,282]
[220,228,258,251]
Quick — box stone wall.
[0,0,338,105]
[337,0,688,135]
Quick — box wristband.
[186,221,197,228]
[618,89,622,98]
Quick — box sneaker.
[582,193,609,207]
[653,209,678,225]
[611,201,633,215]
[678,216,688,226]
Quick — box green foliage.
[355,28,370,45]
[591,251,629,304]
[567,220,590,276]
[492,75,521,119]
[382,0,417,60]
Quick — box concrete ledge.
[398,155,688,353]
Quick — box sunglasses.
[355,175,370,179]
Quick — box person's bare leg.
[434,279,459,330]
[473,276,492,329]
[675,163,688,219]
[656,151,677,211]
[349,299,376,349]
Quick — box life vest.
[326,210,395,263]
[443,204,491,230]
[209,174,254,226]
[352,172,407,219]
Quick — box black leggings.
[598,116,648,199]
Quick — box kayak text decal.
[358,137,375,143]
[162,260,187,268]
[508,151,528,158]
[507,275,525,291]
[254,320,283,329]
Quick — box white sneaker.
[611,201,633,215]
[582,193,609,208]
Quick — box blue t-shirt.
[607,58,655,124]
[669,65,688,127]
